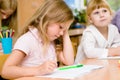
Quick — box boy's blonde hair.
[20,0,74,53]
[86,0,113,25]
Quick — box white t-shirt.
[13,28,57,67]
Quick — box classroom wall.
[17,0,44,33]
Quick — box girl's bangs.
[87,1,111,16]
[92,2,110,11]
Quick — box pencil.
[11,30,15,37]
[58,64,83,70]
[8,30,10,37]
[6,30,8,38]
[10,29,12,37]
[0,31,3,38]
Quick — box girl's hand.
[62,28,69,38]
[108,46,120,56]
[36,60,57,75]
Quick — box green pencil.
[58,64,83,70]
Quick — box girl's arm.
[108,26,120,56]
[82,31,120,58]
[1,50,57,79]
[58,30,74,65]
[81,32,108,58]
[108,47,120,56]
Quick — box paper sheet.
[99,56,120,60]
[36,65,103,79]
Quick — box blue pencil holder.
[1,38,12,54]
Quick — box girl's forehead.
[49,21,68,25]
[61,21,71,26]
[48,20,72,27]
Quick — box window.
[64,0,86,11]
[107,0,120,11]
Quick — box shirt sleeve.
[13,35,31,55]
[111,25,120,47]
[82,31,108,58]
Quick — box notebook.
[36,64,103,79]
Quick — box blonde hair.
[86,0,113,25]
[20,0,74,53]
[0,0,17,32]
[0,0,17,11]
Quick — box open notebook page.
[36,64,103,79]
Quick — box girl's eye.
[103,9,107,13]
[60,25,63,29]
[94,11,99,15]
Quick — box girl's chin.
[49,38,57,41]
[49,36,58,41]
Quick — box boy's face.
[89,7,112,28]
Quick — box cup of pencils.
[0,29,15,54]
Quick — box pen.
[58,64,83,70]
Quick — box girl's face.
[0,9,14,19]
[89,7,112,28]
[47,21,70,41]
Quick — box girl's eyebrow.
[61,24,66,28]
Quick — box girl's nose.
[59,30,64,36]
[100,12,104,17]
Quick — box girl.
[0,0,17,29]
[75,0,120,63]
[0,0,17,49]
[1,0,74,79]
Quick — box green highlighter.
[58,64,83,70]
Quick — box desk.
[14,59,120,80]
[0,52,10,75]
[68,28,84,36]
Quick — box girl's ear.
[88,15,93,24]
